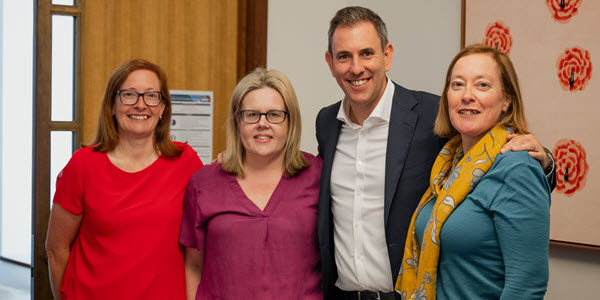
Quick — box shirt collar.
[336,77,395,128]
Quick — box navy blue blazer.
[315,82,447,298]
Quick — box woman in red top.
[45,59,203,299]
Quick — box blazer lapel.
[317,103,343,251]
[384,84,418,227]
[322,119,342,206]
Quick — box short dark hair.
[328,6,389,54]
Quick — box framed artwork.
[462,0,598,248]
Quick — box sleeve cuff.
[543,147,555,177]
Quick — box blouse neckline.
[226,171,287,216]
[103,152,163,175]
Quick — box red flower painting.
[483,21,512,55]
[545,0,583,24]
[556,46,593,92]
[553,139,589,197]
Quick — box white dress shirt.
[332,77,395,292]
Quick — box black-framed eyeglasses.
[239,110,288,124]
[117,90,163,107]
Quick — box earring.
[159,115,163,120]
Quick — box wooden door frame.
[32,0,52,298]
[237,0,268,80]
[33,0,84,299]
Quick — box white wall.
[1,0,34,264]
[267,0,600,298]
[548,244,600,299]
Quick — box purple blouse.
[179,153,323,300]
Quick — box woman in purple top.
[179,68,322,299]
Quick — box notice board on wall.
[170,90,213,165]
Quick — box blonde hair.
[93,58,182,157]
[222,68,308,177]
[434,43,530,138]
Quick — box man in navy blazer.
[316,6,555,300]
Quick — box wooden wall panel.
[237,0,268,80]
[82,0,239,157]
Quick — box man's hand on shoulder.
[501,133,550,170]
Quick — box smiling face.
[447,53,512,151]
[113,69,165,141]
[325,21,393,122]
[239,87,289,164]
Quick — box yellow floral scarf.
[395,125,512,300]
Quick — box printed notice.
[170,90,213,165]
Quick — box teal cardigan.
[415,150,551,299]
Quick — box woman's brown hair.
[92,58,182,157]
[434,43,530,138]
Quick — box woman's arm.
[491,158,551,299]
[45,204,83,300]
[184,247,204,300]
